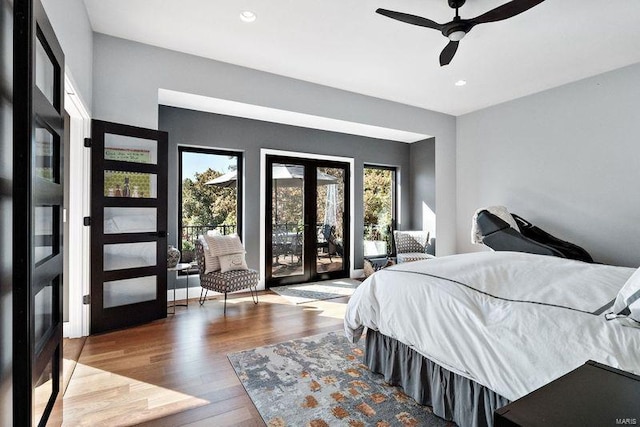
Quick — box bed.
[344,251,640,427]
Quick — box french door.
[265,155,350,287]
[90,120,168,334]
[14,0,65,424]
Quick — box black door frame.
[14,0,65,424]
[265,155,350,287]
[177,146,244,252]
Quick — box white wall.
[41,0,93,112]
[92,34,458,255]
[456,62,640,267]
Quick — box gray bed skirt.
[364,330,510,427]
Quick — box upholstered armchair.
[393,230,435,263]
[195,239,258,314]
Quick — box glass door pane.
[271,163,305,278]
[104,133,158,164]
[179,148,242,265]
[363,166,396,257]
[316,167,345,274]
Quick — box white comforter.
[344,251,640,401]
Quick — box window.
[178,147,242,264]
[363,165,396,258]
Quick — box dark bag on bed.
[476,210,594,263]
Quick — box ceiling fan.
[376,0,546,66]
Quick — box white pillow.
[205,234,245,257]
[200,230,222,273]
[219,252,248,273]
[608,267,640,327]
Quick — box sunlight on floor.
[62,362,209,426]
[299,299,349,320]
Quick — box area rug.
[227,331,452,427]
[270,278,361,304]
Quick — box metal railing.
[181,222,394,260]
[181,224,236,242]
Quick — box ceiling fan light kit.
[376,0,546,66]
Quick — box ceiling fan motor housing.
[448,0,466,9]
[442,19,473,39]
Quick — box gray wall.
[41,0,93,112]
[410,138,436,235]
[93,33,457,256]
[159,106,415,284]
[456,62,640,267]
[0,0,12,422]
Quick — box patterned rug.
[228,331,452,427]
[270,279,361,304]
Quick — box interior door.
[13,0,65,424]
[266,155,350,287]
[90,120,168,334]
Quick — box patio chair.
[318,224,343,261]
[195,239,258,314]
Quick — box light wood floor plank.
[59,290,350,426]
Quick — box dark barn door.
[90,120,168,334]
[14,0,65,424]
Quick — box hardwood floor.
[59,290,350,426]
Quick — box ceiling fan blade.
[439,41,459,66]
[471,0,546,24]
[376,8,443,31]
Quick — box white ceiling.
[83,0,640,116]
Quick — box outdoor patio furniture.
[317,224,343,261]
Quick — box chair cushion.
[397,252,436,264]
[200,269,259,293]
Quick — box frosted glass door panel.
[103,275,157,308]
[34,280,54,345]
[104,207,157,234]
[35,127,58,182]
[104,242,157,271]
[35,206,57,264]
[35,35,56,106]
[104,134,158,164]
[104,170,157,199]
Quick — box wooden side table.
[167,262,192,313]
[495,360,640,427]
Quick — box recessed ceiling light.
[240,11,257,23]
[454,80,467,87]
